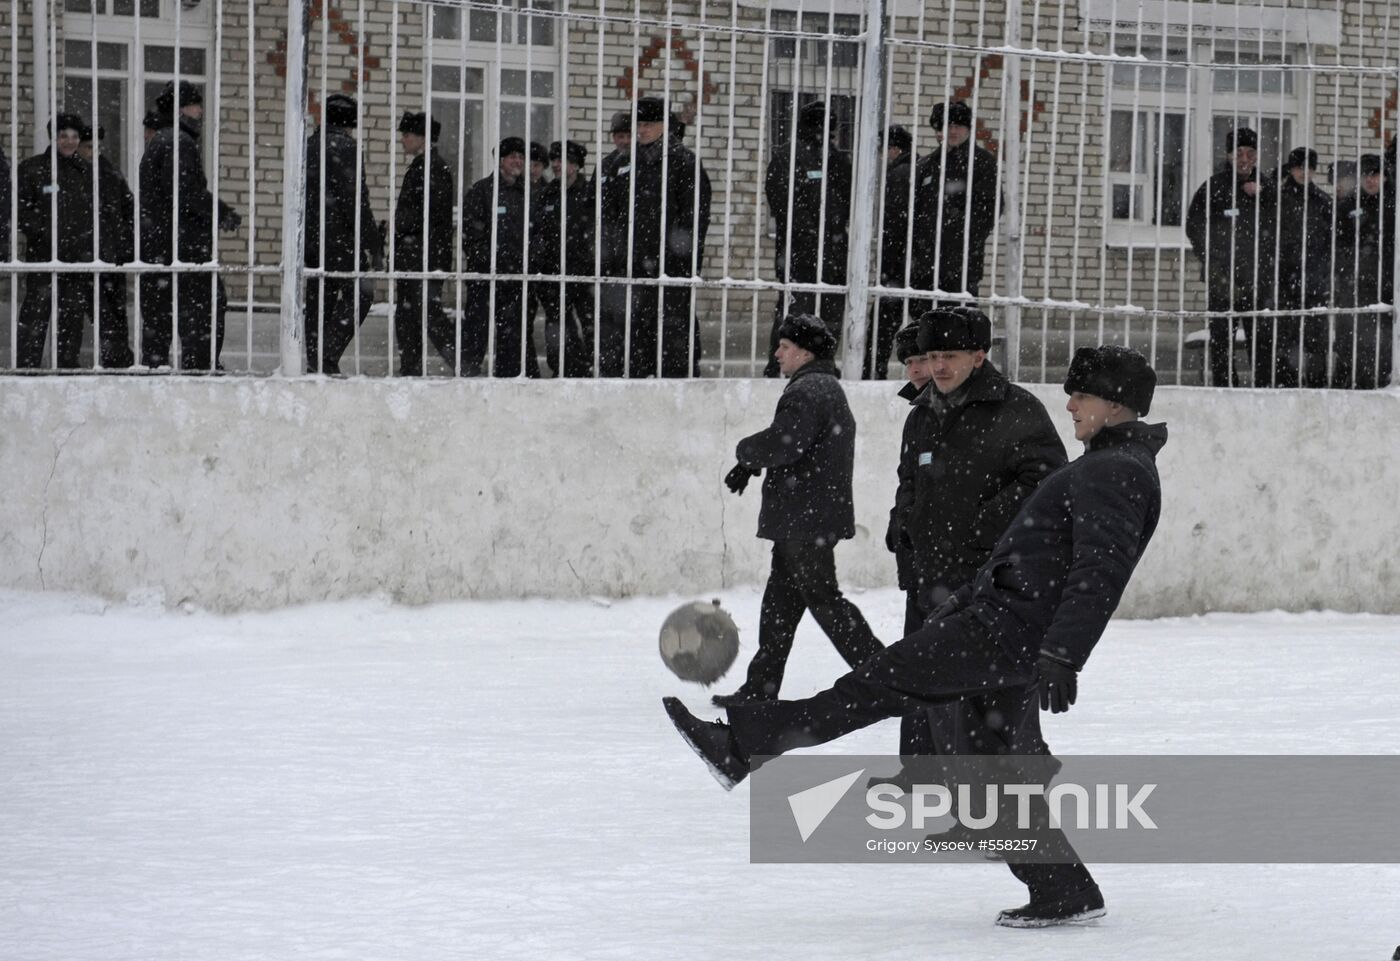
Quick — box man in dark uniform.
[462,136,540,378]
[884,321,932,630]
[78,123,135,368]
[710,313,885,708]
[1332,153,1393,388]
[392,111,456,376]
[597,96,711,377]
[534,139,596,377]
[762,101,852,378]
[522,140,552,363]
[1184,127,1272,387]
[16,114,94,368]
[1267,147,1334,388]
[139,80,240,371]
[142,110,162,147]
[667,344,1167,929]
[885,307,1066,783]
[865,123,915,379]
[304,93,381,375]
[909,102,998,308]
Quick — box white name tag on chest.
[497,206,508,215]
[805,170,823,180]
[919,452,933,467]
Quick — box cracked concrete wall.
[1,377,1398,615]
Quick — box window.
[427,2,561,187]
[769,91,856,154]
[62,3,213,179]
[1103,37,1303,246]
[769,11,860,68]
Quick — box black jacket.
[1,145,13,262]
[139,116,231,264]
[947,421,1168,671]
[880,151,913,286]
[736,357,856,543]
[17,148,94,263]
[909,141,998,294]
[888,378,922,590]
[93,154,134,265]
[305,127,382,272]
[599,135,711,279]
[393,149,455,273]
[1270,175,1335,308]
[462,171,528,275]
[765,134,852,283]
[1185,164,1274,299]
[1334,185,1393,307]
[892,364,1067,603]
[532,174,596,277]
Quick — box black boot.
[663,696,751,791]
[995,887,1105,928]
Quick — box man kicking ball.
[664,344,1167,928]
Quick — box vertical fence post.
[31,0,50,155]
[279,0,311,376]
[999,0,1024,381]
[1392,64,1400,387]
[840,0,888,378]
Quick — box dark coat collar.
[788,357,840,383]
[1088,420,1169,456]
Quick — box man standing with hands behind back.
[711,313,884,709]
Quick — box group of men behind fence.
[5,89,1395,385]
[9,81,239,371]
[304,93,711,377]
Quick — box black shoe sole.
[664,696,744,792]
[995,905,1106,928]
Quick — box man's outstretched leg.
[666,613,1028,789]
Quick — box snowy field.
[3,586,1399,961]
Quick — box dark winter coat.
[888,379,923,590]
[1269,175,1335,309]
[947,421,1168,671]
[891,364,1067,604]
[736,357,856,544]
[1,145,13,262]
[1334,185,1393,307]
[765,134,852,284]
[462,171,528,275]
[94,154,134,265]
[1184,164,1274,306]
[532,174,596,277]
[393,149,455,273]
[305,127,381,272]
[909,141,998,295]
[880,151,913,286]
[17,148,94,262]
[598,135,711,279]
[139,116,231,264]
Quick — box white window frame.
[426,1,561,191]
[60,0,215,181]
[1103,32,1306,249]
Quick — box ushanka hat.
[916,307,992,353]
[776,313,837,359]
[1063,345,1156,416]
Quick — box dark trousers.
[1261,279,1330,388]
[394,279,457,376]
[465,279,541,378]
[537,280,595,377]
[597,280,699,378]
[139,270,227,371]
[863,295,906,380]
[95,274,134,368]
[729,612,1096,901]
[739,539,884,699]
[17,271,93,368]
[1331,312,1394,388]
[306,277,372,375]
[898,589,938,756]
[764,282,846,378]
[1204,281,1259,387]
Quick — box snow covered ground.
[2,587,1398,961]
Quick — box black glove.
[1037,652,1078,714]
[884,517,901,553]
[898,527,915,551]
[725,463,759,495]
[218,203,242,233]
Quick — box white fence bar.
[279,0,310,376]
[839,0,885,375]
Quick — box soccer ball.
[658,599,740,685]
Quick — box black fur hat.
[1286,146,1320,172]
[894,323,923,363]
[530,141,549,164]
[1361,153,1383,176]
[324,93,358,129]
[929,100,973,131]
[1225,127,1258,152]
[550,139,587,166]
[1063,345,1156,416]
[884,124,912,154]
[917,307,992,353]
[50,113,86,137]
[636,96,667,123]
[398,111,441,141]
[797,100,827,140]
[499,136,527,158]
[776,313,837,359]
[609,110,631,135]
[155,80,203,113]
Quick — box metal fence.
[1,0,1397,386]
